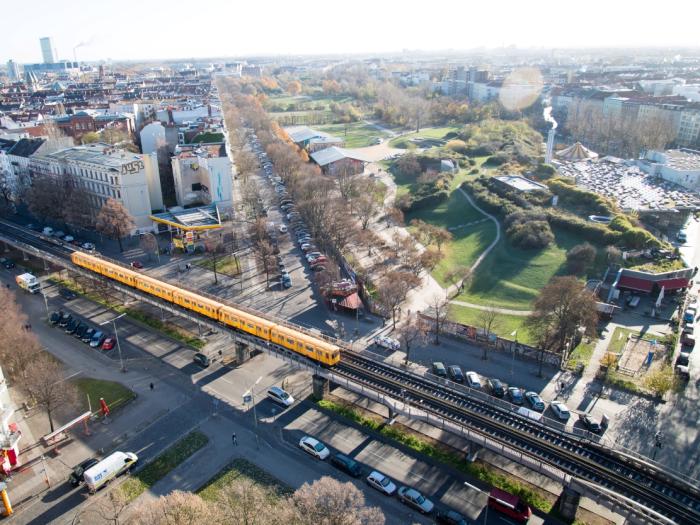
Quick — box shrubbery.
[505,210,554,248]
[566,243,597,274]
[547,178,615,215]
[445,139,469,155]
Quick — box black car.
[65,318,80,334]
[193,352,210,367]
[0,258,15,269]
[487,378,506,398]
[59,288,77,301]
[436,509,468,525]
[58,313,73,327]
[49,310,62,325]
[330,453,363,477]
[579,414,602,433]
[81,327,96,343]
[74,323,88,339]
[447,365,465,383]
[69,458,99,486]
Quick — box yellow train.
[70,251,341,366]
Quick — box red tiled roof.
[656,277,691,290]
[617,275,654,292]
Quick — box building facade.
[40,37,55,64]
[171,144,232,212]
[30,143,162,231]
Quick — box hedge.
[409,190,449,212]
[547,178,615,215]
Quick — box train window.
[287,338,294,345]
[247,323,254,328]
[325,353,329,359]
[307,346,314,352]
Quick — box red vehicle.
[102,337,116,351]
[488,488,531,522]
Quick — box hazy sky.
[3,0,700,63]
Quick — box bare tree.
[215,478,276,525]
[0,286,44,382]
[477,305,500,360]
[127,491,221,525]
[355,193,379,230]
[203,237,226,284]
[385,207,404,227]
[96,198,136,252]
[93,489,131,525]
[255,240,277,288]
[24,353,80,432]
[397,312,427,366]
[429,294,450,345]
[139,233,159,262]
[292,476,385,525]
[378,271,420,329]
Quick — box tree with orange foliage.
[286,80,302,95]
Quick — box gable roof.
[8,138,45,158]
[310,146,370,167]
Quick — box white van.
[267,386,294,407]
[83,451,138,493]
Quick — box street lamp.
[463,481,488,525]
[40,280,50,317]
[243,376,262,449]
[652,431,664,460]
[100,313,126,373]
[510,330,518,378]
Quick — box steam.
[543,103,557,130]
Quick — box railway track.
[339,352,700,524]
[2,218,699,523]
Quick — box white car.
[366,470,397,495]
[267,386,294,407]
[373,335,400,351]
[278,225,288,233]
[465,371,481,389]
[551,401,571,421]
[299,436,330,460]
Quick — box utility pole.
[243,376,262,450]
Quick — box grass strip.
[317,399,552,513]
[119,430,209,502]
[198,458,292,501]
[74,378,136,415]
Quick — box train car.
[219,305,276,340]
[171,288,223,321]
[71,252,137,288]
[134,274,176,303]
[271,324,340,366]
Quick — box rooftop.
[42,143,144,169]
[310,146,371,167]
[149,204,221,230]
[175,143,226,159]
[494,175,549,193]
[657,149,700,171]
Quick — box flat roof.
[150,204,221,230]
[310,146,370,167]
[494,175,549,192]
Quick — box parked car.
[550,401,571,421]
[374,335,400,351]
[193,352,210,368]
[677,231,688,243]
[398,486,434,514]
[81,242,95,251]
[81,327,96,343]
[330,453,362,477]
[579,414,602,433]
[487,378,506,397]
[68,458,99,487]
[683,307,697,324]
[298,436,330,460]
[436,509,468,525]
[447,365,464,383]
[524,391,545,412]
[507,387,524,405]
[366,470,397,495]
[54,230,65,239]
[59,288,77,301]
[90,331,106,348]
[267,386,294,407]
[65,318,80,334]
[102,337,116,351]
[682,327,695,346]
[74,323,88,339]
[432,362,447,378]
[50,310,62,325]
[130,261,144,269]
[0,257,15,269]
[466,371,482,389]
[59,313,73,327]
[63,235,75,243]
[281,273,292,289]
[311,265,326,273]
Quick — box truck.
[15,273,40,294]
[83,451,138,494]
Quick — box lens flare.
[499,67,543,111]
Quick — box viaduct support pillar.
[558,487,581,521]
[312,374,329,400]
[465,442,483,462]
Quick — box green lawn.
[119,430,209,502]
[448,304,535,345]
[567,338,597,370]
[198,458,291,501]
[74,378,136,414]
[196,254,241,277]
[606,327,657,354]
[314,121,391,148]
[453,228,584,310]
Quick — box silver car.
[366,470,397,495]
[398,486,434,514]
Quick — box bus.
[488,487,532,522]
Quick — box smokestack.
[543,104,558,164]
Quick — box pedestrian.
[149,382,154,391]
[560,380,565,392]
[232,432,238,446]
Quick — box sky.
[3,0,700,63]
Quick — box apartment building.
[30,143,162,231]
[171,143,232,212]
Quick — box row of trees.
[0,287,80,432]
[82,475,384,525]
